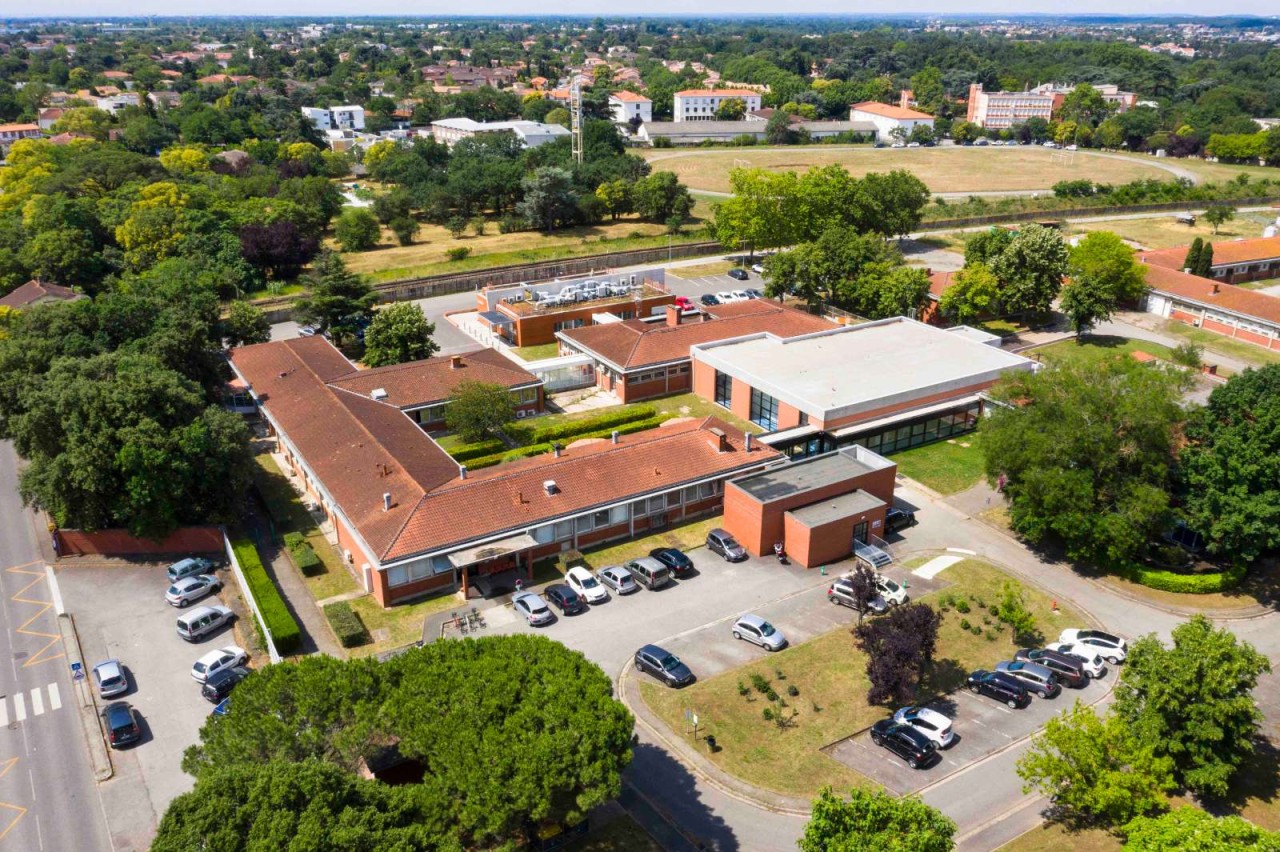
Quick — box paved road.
[0,442,111,852]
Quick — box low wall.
[54,526,225,558]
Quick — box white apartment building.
[966,84,1054,130]
[609,91,653,125]
[301,105,366,132]
[848,101,935,142]
[673,89,762,122]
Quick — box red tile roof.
[850,101,934,120]
[1142,263,1280,326]
[1140,236,1280,270]
[384,417,779,560]
[559,301,835,371]
[610,90,651,103]
[0,279,83,309]
[927,271,957,299]
[327,348,539,410]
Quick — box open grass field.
[642,146,1195,196]
[1069,209,1277,250]
[890,433,987,496]
[638,559,1087,798]
[668,260,737,278]
[1145,318,1280,367]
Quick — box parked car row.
[165,556,255,708]
[512,547,699,627]
[826,571,910,613]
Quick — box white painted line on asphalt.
[45,563,66,616]
[13,692,25,722]
[30,687,44,716]
[47,683,61,711]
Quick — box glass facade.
[749,388,779,431]
[769,400,983,460]
[714,370,732,407]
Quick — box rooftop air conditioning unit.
[371,388,388,401]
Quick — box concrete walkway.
[1098,312,1258,374]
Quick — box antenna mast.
[570,79,584,166]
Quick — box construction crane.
[570,80,584,166]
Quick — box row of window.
[628,364,690,385]
[749,387,780,431]
[411,387,538,424]
[852,406,980,455]
[387,554,453,588]
[554,318,586,332]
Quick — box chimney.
[459,464,468,480]
[543,479,557,496]
[1212,283,1221,294]
[708,427,728,453]
[450,355,463,370]
[382,492,392,512]
[552,442,562,458]
[665,304,682,327]
[745,433,753,452]
[611,430,620,444]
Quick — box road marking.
[29,689,42,717]
[46,684,60,711]
[0,701,6,726]
[5,565,65,667]
[0,758,28,841]
[11,694,23,723]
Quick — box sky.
[16,3,1280,18]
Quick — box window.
[554,319,585,333]
[798,412,809,426]
[714,371,732,407]
[749,387,779,431]
[387,559,435,588]
[514,387,539,405]
[682,481,718,504]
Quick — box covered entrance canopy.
[447,533,539,568]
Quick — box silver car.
[732,614,787,651]
[92,659,129,698]
[166,574,223,608]
[512,592,554,626]
[597,565,638,595]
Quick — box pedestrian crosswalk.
[0,684,62,726]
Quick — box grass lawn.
[890,433,987,496]
[997,823,1120,852]
[565,815,659,852]
[540,392,760,437]
[338,216,709,283]
[638,559,1088,798]
[1145,320,1280,367]
[1034,335,1177,367]
[975,318,1028,337]
[1235,277,1280,291]
[669,260,736,278]
[252,454,360,602]
[346,591,460,658]
[512,342,561,361]
[643,146,1186,196]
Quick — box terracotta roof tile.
[928,271,956,299]
[559,301,835,371]
[850,101,933,120]
[609,91,651,102]
[0,279,83,309]
[1142,263,1280,326]
[1140,236,1280,270]
[328,348,538,410]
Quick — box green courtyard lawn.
[576,515,724,570]
[512,342,561,361]
[536,392,761,437]
[638,559,1088,798]
[346,591,460,658]
[1034,335,1176,368]
[890,433,987,495]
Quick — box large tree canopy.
[1123,806,1280,850]
[799,787,955,852]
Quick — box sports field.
[642,145,1210,195]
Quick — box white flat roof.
[692,317,1037,423]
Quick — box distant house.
[196,74,255,86]
[609,91,652,125]
[0,280,85,310]
[429,118,568,149]
[849,101,935,142]
[673,89,762,122]
[0,123,41,153]
[37,108,64,130]
[301,105,366,132]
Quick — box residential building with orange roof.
[673,89,762,122]
[609,90,652,124]
[1140,253,1280,353]
[0,123,41,152]
[1138,235,1280,284]
[850,101,935,143]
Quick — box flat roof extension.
[787,490,886,527]
[732,447,890,504]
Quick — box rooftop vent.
[371,387,388,400]
[382,492,392,512]
[450,355,464,370]
[543,480,558,496]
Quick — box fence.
[920,195,1280,231]
[223,529,282,664]
[53,525,224,557]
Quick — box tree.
[1113,616,1271,799]
[595,179,633,221]
[765,111,796,145]
[715,97,747,121]
[996,580,1038,645]
[362,303,439,368]
[990,224,1068,316]
[221,301,271,348]
[1123,806,1280,850]
[1195,241,1214,277]
[631,172,693,223]
[18,227,101,287]
[446,380,516,443]
[939,263,1000,325]
[950,120,981,144]
[1065,232,1148,333]
[853,265,932,320]
[713,168,801,254]
[964,227,1015,267]
[1058,83,1112,128]
[908,67,945,115]
[1203,204,1236,235]
[389,216,417,246]
[1182,238,1204,276]
[292,252,377,345]
[1016,701,1173,827]
[852,602,941,706]
[239,220,320,281]
[858,169,931,238]
[843,563,879,625]
[1180,365,1280,561]
[154,759,441,852]
[545,106,570,128]
[333,208,382,252]
[982,357,1183,567]
[447,216,467,239]
[50,106,113,140]
[517,167,579,231]
[799,787,955,852]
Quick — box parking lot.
[826,667,1114,796]
[670,270,765,297]
[58,562,255,849]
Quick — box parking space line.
[47,684,60,711]
[12,694,24,723]
[29,690,42,717]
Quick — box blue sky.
[19,4,1280,18]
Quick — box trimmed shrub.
[230,538,302,655]
[464,414,675,469]
[955,599,971,614]
[787,684,799,697]
[446,437,506,462]
[529,406,657,444]
[324,601,371,648]
[283,531,305,550]
[446,247,471,262]
[1117,563,1247,594]
[289,540,323,577]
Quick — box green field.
[890,433,987,495]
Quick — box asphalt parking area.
[677,272,762,292]
[825,668,1114,795]
[58,562,256,845]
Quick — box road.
[0,441,111,852]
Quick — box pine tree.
[1183,238,1203,275]
[1195,242,1214,278]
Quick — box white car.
[730,289,751,301]
[1045,642,1108,678]
[715,291,740,304]
[166,574,223,608]
[750,263,764,274]
[1057,629,1127,665]
[892,706,954,748]
[732,614,787,652]
[565,566,608,604]
[192,646,247,683]
[875,574,909,606]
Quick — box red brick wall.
[784,505,888,568]
[1170,308,1200,325]
[512,295,675,346]
[55,526,224,557]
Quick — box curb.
[1082,572,1277,622]
[54,610,113,782]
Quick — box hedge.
[464,415,677,470]
[323,601,371,648]
[290,541,323,576]
[446,437,506,462]
[1116,562,1248,594]
[526,405,657,445]
[230,538,302,655]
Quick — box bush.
[529,406,657,444]
[289,539,323,576]
[323,601,371,648]
[282,531,304,550]
[960,618,971,630]
[762,706,775,721]
[750,673,770,694]
[787,684,799,697]
[652,137,673,149]
[445,247,471,262]
[955,599,971,614]
[446,437,506,462]
[738,680,749,697]
[765,688,779,702]
[1117,563,1247,594]
[230,538,302,655]
[498,214,524,234]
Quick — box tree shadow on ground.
[1204,735,1280,819]
[921,658,971,697]
[623,739,740,852]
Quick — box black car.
[544,583,586,615]
[1014,648,1088,688]
[869,719,937,769]
[635,644,694,688]
[885,507,916,533]
[102,701,142,749]
[201,665,251,703]
[966,669,1032,708]
[700,293,721,307]
[649,547,694,577]
[727,268,750,281]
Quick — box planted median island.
[638,559,1083,797]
